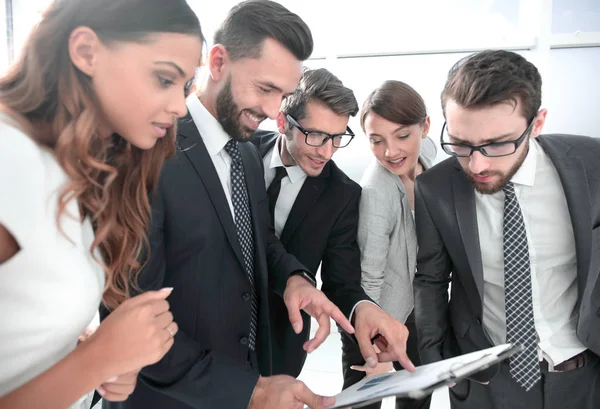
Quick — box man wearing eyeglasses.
[252,68,415,379]
[414,49,600,409]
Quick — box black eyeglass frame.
[440,119,536,158]
[286,114,355,148]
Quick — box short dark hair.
[360,80,427,131]
[214,0,313,61]
[281,68,358,120]
[441,50,542,122]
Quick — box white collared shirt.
[263,138,307,237]
[476,139,586,366]
[186,94,236,218]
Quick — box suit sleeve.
[413,180,453,365]
[356,186,393,304]
[113,174,258,409]
[320,185,372,318]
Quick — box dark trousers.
[340,311,432,409]
[449,350,600,409]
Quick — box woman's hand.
[83,288,178,379]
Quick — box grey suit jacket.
[414,134,600,382]
[358,137,437,323]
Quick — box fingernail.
[160,287,173,292]
[293,322,301,332]
[366,357,377,368]
[97,387,106,397]
[350,366,358,370]
[323,396,335,406]
[105,376,118,383]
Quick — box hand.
[248,375,335,409]
[350,360,394,377]
[96,370,139,402]
[84,288,178,378]
[353,303,415,372]
[283,276,354,353]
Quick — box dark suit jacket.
[413,134,600,382]
[251,130,371,377]
[103,117,306,409]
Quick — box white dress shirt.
[263,137,372,318]
[186,94,236,218]
[262,141,307,237]
[476,139,586,366]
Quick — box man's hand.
[248,375,335,409]
[350,360,394,377]
[283,275,354,353]
[353,302,415,372]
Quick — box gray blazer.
[358,137,437,323]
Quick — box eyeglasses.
[440,119,535,158]
[286,114,355,148]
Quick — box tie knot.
[503,182,515,197]
[224,139,241,162]
[274,166,287,181]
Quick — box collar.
[269,135,306,183]
[510,138,539,187]
[186,93,231,156]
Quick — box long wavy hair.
[0,0,203,310]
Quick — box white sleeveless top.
[0,120,105,408]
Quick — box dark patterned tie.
[223,140,259,363]
[267,166,288,224]
[503,182,540,391]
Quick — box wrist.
[249,376,267,409]
[288,270,316,287]
[76,334,114,384]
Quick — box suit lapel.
[177,117,246,271]
[538,137,592,292]
[279,167,328,246]
[259,134,278,158]
[452,165,485,303]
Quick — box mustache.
[240,109,267,122]
[469,171,500,178]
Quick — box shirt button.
[242,292,251,302]
[240,336,249,345]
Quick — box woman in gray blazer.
[341,81,436,409]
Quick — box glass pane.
[482,144,516,156]
[334,134,353,148]
[552,0,600,34]
[443,144,472,157]
[545,48,600,137]
[306,132,329,146]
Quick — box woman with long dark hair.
[0,1,203,407]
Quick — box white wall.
[4,0,600,182]
[545,47,600,138]
[185,0,600,182]
[0,0,8,73]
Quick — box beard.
[465,141,530,195]
[215,76,265,142]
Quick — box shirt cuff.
[288,269,317,287]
